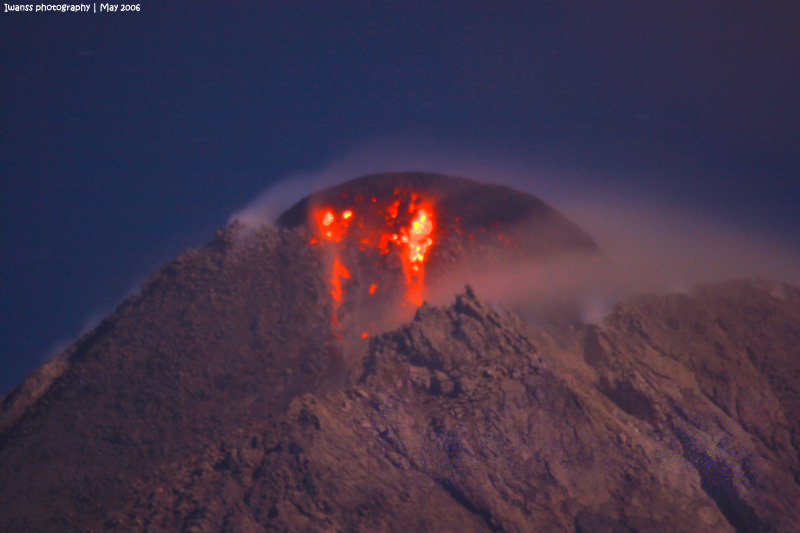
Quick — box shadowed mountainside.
[1,174,799,532]
[99,281,800,532]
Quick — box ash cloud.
[231,138,800,324]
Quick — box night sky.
[2,2,799,394]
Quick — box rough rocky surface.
[1,175,799,532]
[97,282,800,533]
[277,172,599,276]
[277,172,598,255]
[272,172,601,350]
[0,224,341,531]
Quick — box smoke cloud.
[232,138,800,326]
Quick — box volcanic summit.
[275,173,598,345]
[1,173,799,532]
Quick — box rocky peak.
[1,174,798,532]
[94,283,800,532]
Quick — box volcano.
[274,173,599,350]
[1,173,799,532]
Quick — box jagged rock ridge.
[101,282,800,532]
[273,172,600,347]
[1,174,798,532]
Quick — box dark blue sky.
[2,2,799,394]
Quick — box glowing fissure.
[398,207,433,305]
[329,257,350,330]
[330,258,350,302]
[310,191,436,333]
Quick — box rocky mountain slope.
[97,281,800,533]
[1,174,799,532]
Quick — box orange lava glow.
[398,207,434,305]
[310,191,437,334]
[408,208,433,263]
[330,258,350,302]
[328,257,350,332]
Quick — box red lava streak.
[330,258,350,302]
[309,191,437,331]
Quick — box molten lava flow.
[330,258,350,302]
[314,208,349,242]
[309,191,437,335]
[309,208,353,331]
[329,257,350,330]
[398,207,434,305]
[408,209,433,263]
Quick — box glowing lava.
[330,258,350,303]
[399,207,434,305]
[309,192,437,333]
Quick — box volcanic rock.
[277,171,598,275]
[274,172,600,346]
[1,173,799,532]
[98,281,800,533]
